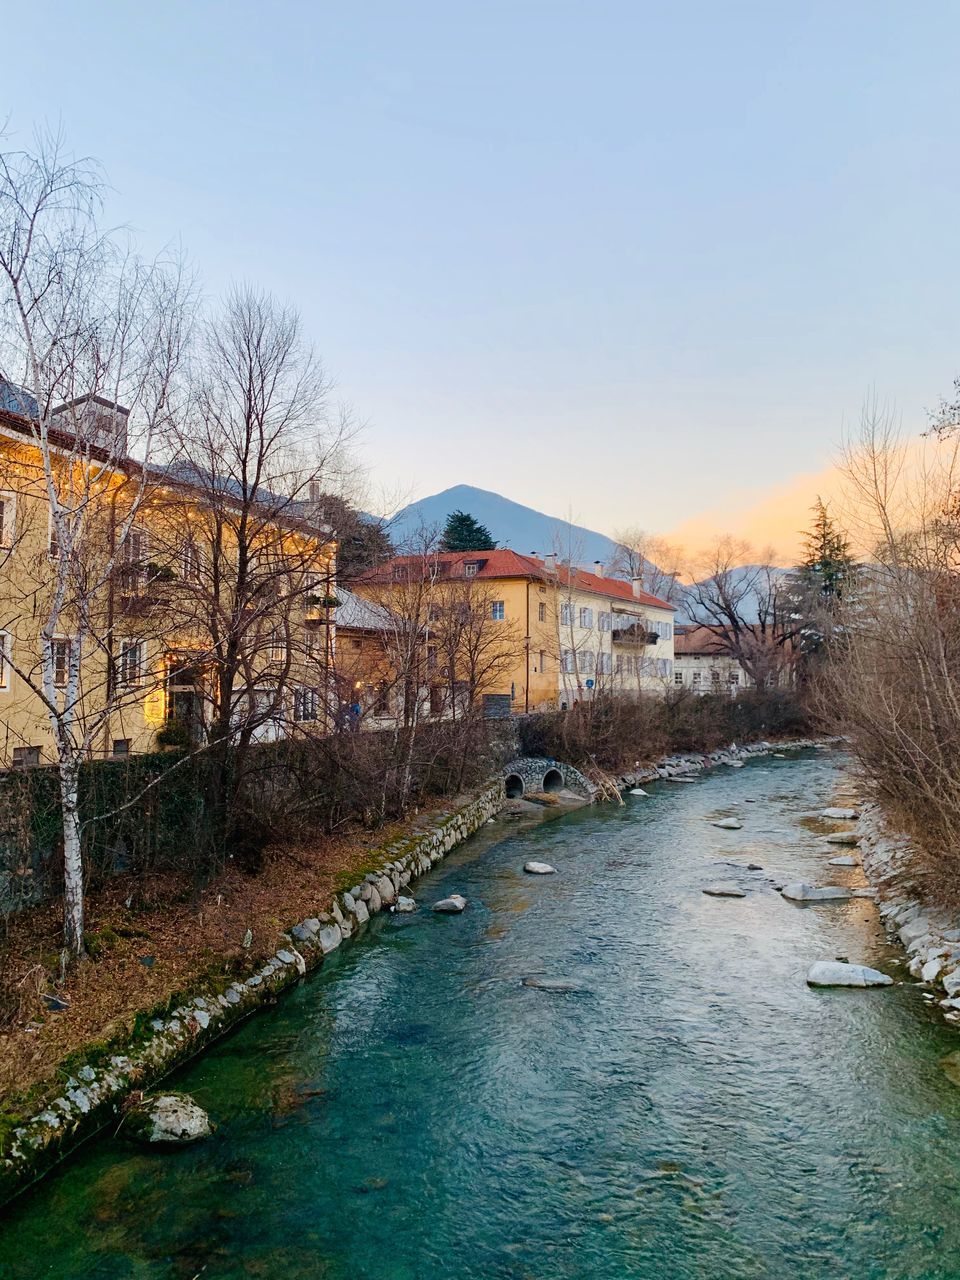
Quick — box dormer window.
[464,561,480,577]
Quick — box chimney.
[632,576,644,599]
[544,553,557,573]
[594,559,603,575]
[52,396,129,457]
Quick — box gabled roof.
[360,549,549,584]
[551,562,675,612]
[360,549,676,611]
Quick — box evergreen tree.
[789,497,856,665]
[799,497,853,601]
[441,509,497,552]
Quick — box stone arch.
[504,773,525,800]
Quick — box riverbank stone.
[524,861,557,875]
[826,831,860,846]
[433,895,467,914]
[828,855,859,867]
[703,884,746,897]
[807,961,892,988]
[712,818,743,830]
[123,1093,212,1145]
[822,807,859,820]
[395,896,417,913]
[522,976,584,992]
[781,883,853,902]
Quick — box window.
[0,492,14,548]
[118,527,147,593]
[490,600,505,621]
[305,623,324,658]
[711,669,721,688]
[675,670,684,685]
[52,637,75,688]
[560,603,573,626]
[599,611,612,632]
[659,659,673,678]
[538,602,546,623]
[181,538,202,582]
[293,686,319,722]
[464,561,480,578]
[112,739,130,758]
[117,639,143,686]
[0,631,10,689]
[539,649,546,672]
[598,651,612,675]
[579,607,593,629]
[561,648,575,674]
[12,746,40,769]
[578,650,595,674]
[268,629,287,663]
[692,671,702,687]
[428,604,442,623]
[427,645,438,671]
[728,670,740,685]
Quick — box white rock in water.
[781,882,853,902]
[807,961,892,988]
[827,855,859,867]
[668,776,697,783]
[432,894,467,914]
[712,818,743,830]
[629,788,648,796]
[395,896,417,913]
[728,761,745,768]
[125,1093,212,1145]
[702,883,746,898]
[826,831,860,845]
[524,861,557,875]
[822,807,859,820]
[922,957,944,984]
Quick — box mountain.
[385,485,621,568]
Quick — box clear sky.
[5,2,960,558]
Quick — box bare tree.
[611,527,685,602]
[0,130,193,959]
[152,286,352,860]
[682,537,798,689]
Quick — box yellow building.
[355,549,677,717]
[0,395,335,767]
[355,549,559,717]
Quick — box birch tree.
[0,131,192,959]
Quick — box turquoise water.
[4,749,960,1279]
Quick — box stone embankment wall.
[614,736,832,789]
[859,808,960,1026]
[0,781,504,1208]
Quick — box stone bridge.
[502,757,594,801]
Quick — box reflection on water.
[5,749,960,1279]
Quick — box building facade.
[0,398,335,767]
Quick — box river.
[4,747,960,1279]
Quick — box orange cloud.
[664,462,844,564]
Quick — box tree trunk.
[59,760,85,957]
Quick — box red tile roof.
[361,550,675,611]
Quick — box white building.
[550,559,675,705]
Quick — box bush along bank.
[860,806,960,1025]
[0,780,504,1208]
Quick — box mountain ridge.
[384,484,622,569]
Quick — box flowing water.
[5,748,960,1279]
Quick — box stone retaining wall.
[0,780,505,1208]
[859,807,960,1027]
